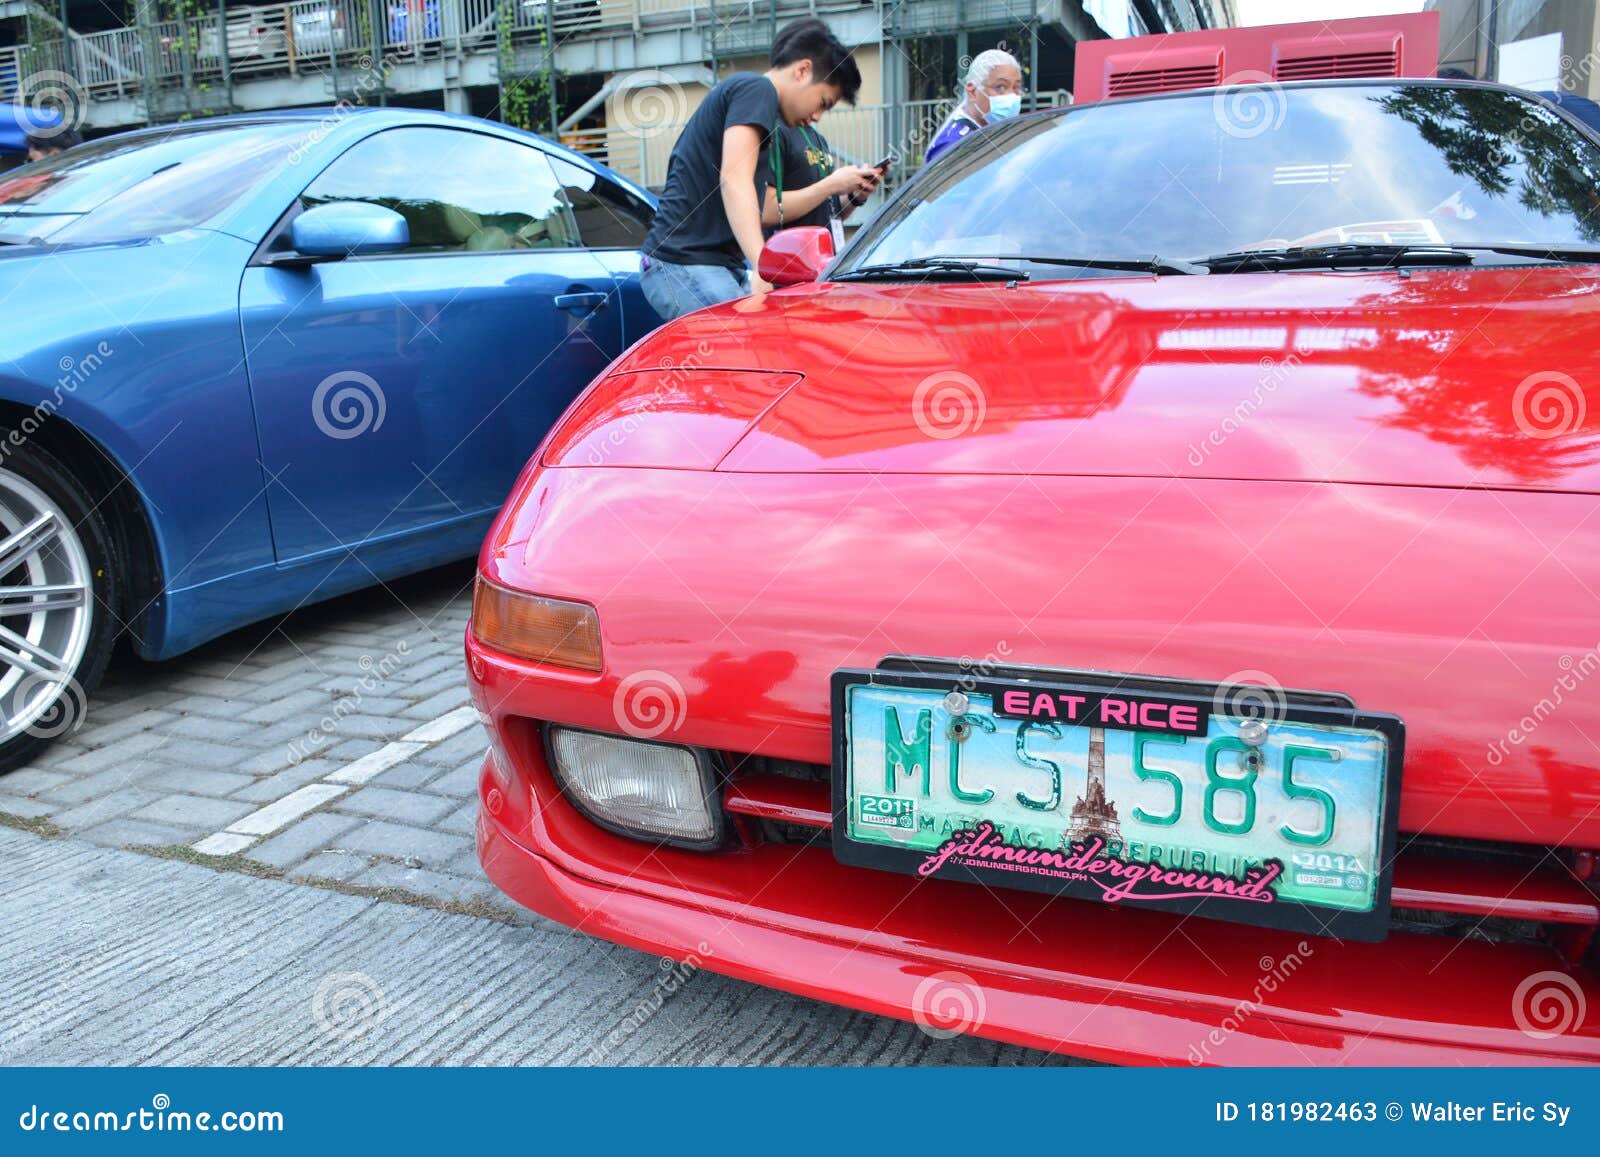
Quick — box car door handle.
[555,291,609,315]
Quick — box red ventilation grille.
[1274,49,1401,81]
[1106,63,1224,97]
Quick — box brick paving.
[0,561,1083,1065]
[0,560,514,917]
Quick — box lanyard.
[771,124,835,222]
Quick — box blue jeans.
[640,256,748,321]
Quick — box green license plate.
[831,661,1404,941]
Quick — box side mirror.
[289,201,410,260]
[759,226,834,287]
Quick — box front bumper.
[472,725,1600,1066]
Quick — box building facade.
[1429,0,1600,95]
[2,0,1231,186]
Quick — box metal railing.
[0,45,18,101]
[12,1,1068,139]
[568,93,1067,189]
[22,0,795,98]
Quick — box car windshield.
[0,121,308,244]
[837,82,1600,278]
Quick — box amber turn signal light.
[471,579,603,673]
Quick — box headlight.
[471,580,602,672]
[546,726,722,849]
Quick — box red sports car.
[467,79,1600,1064]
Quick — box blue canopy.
[0,103,65,154]
[1533,91,1600,139]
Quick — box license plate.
[831,660,1404,941]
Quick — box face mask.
[987,93,1022,120]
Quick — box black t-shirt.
[643,72,780,269]
[761,122,838,232]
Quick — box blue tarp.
[0,103,65,154]
[1533,90,1600,138]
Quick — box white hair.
[963,49,1022,93]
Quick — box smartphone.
[872,152,894,172]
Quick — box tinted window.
[0,123,308,243]
[842,82,1600,277]
[551,156,652,248]
[301,127,577,253]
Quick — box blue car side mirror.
[288,202,410,261]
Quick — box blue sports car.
[0,108,660,769]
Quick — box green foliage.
[1377,86,1600,242]
[496,0,556,136]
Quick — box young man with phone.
[640,18,862,320]
[760,96,884,252]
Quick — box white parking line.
[326,741,428,786]
[401,705,478,744]
[190,705,485,858]
[227,782,351,837]
[192,832,257,857]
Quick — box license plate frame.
[830,657,1405,942]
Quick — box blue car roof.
[100,106,628,183]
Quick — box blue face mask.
[987,93,1022,120]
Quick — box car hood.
[596,266,1600,492]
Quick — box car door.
[238,125,623,564]
[546,154,663,340]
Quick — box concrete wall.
[1429,0,1600,97]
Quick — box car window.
[0,123,309,244]
[550,156,653,249]
[300,127,578,253]
[841,82,1600,278]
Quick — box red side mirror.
[759,226,835,287]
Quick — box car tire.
[0,443,118,775]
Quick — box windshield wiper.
[833,252,1205,283]
[971,253,1206,275]
[831,257,1029,283]
[1452,243,1600,264]
[1195,243,1476,272]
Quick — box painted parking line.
[189,707,484,858]
[327,741,429,786]
[192,832,257,857]
[227,782,351,836]
[402,705,478,744]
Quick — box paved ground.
[0,828,1068,1065]
[1,562,498,915]
[0,564,1068,1065]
